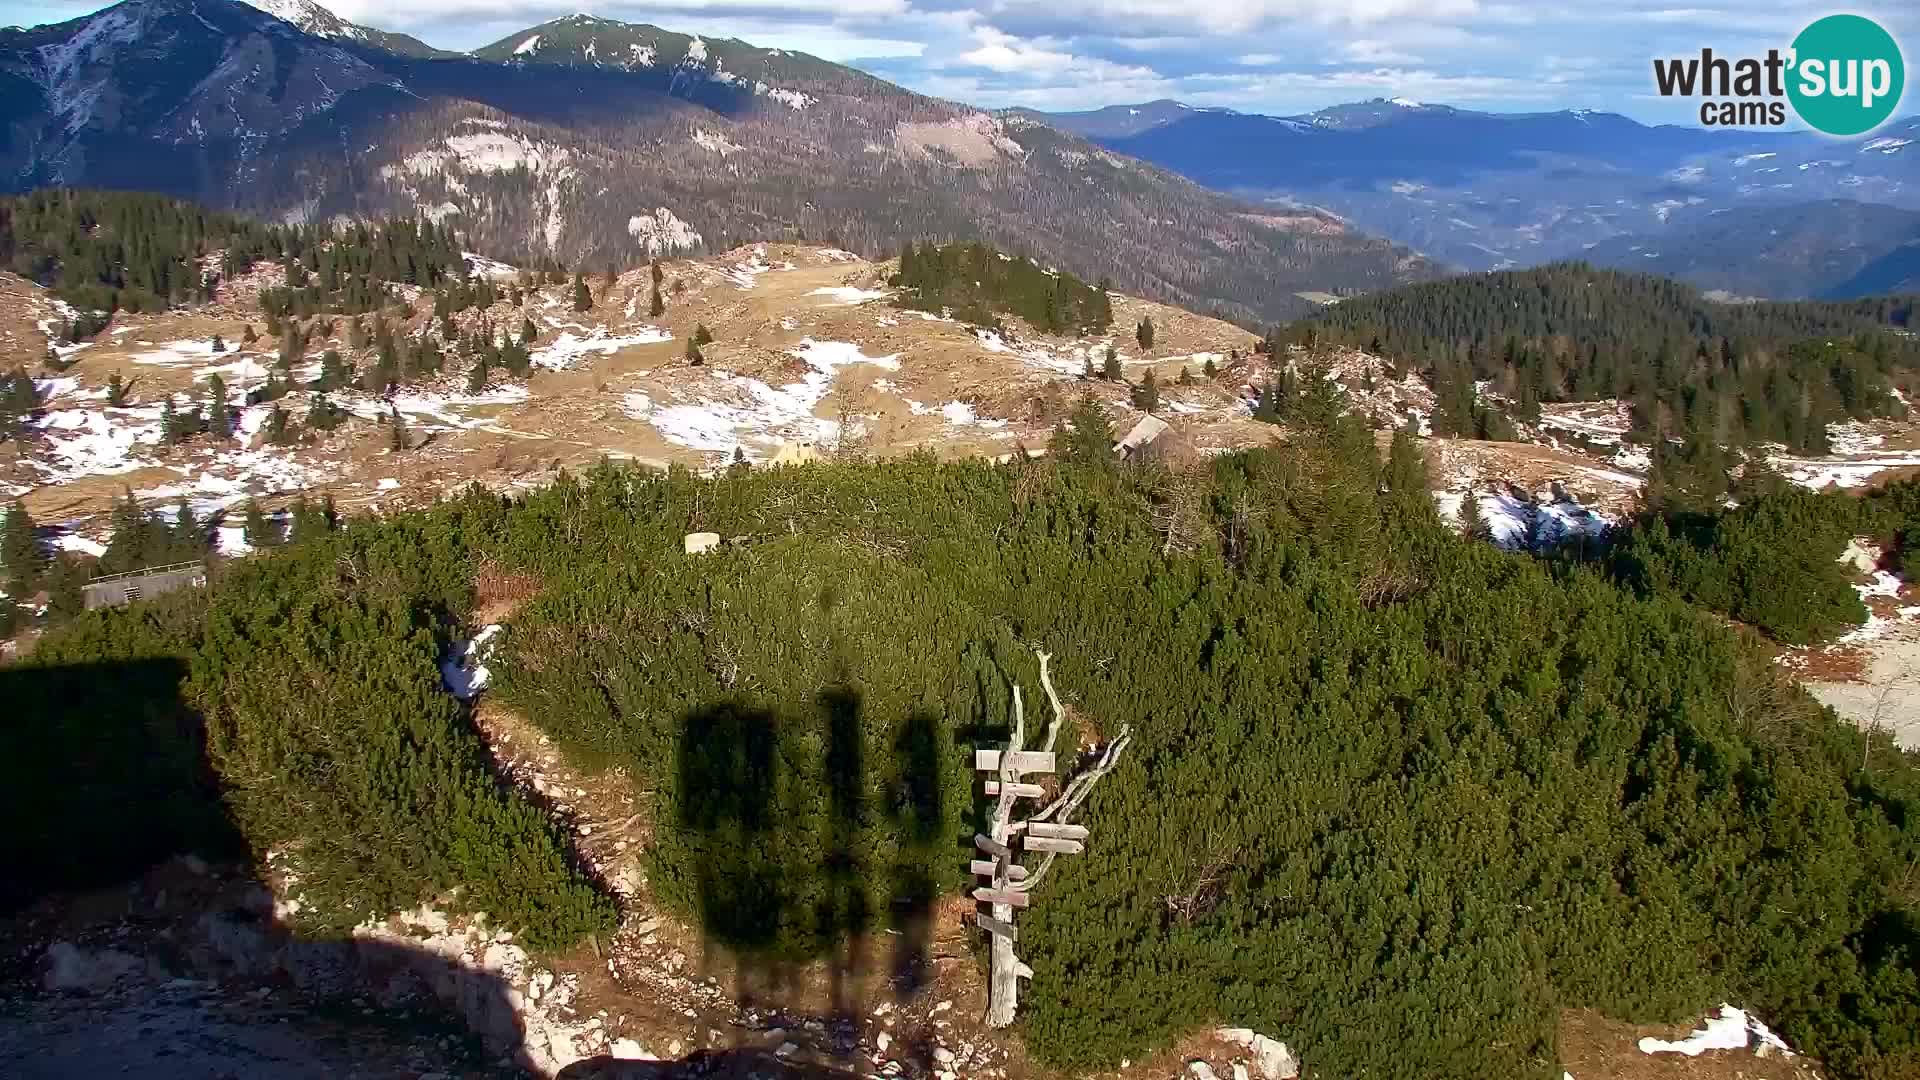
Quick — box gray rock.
[197,911,271,976]
[43,943,144,992]
[1251,1035,1299,1080]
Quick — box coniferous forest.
[6,423,1919,1080]
[1279,263,1920,452]
[892,240,1115,334]
[1,189,471,318]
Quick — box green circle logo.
[1787,14,1905,136]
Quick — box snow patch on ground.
[441,623,503,699]
[1435,486,1615,550]
[720,249,774,289]
[1827,420,1887,454]
[626,208,703,255]
[462,251,519,280]
[1538,400,1632,446]
[35,406,165,481]
[1773,452,1920,490]
[529,327,672,370]
[1637,1005,1793,1059]
[628,339,898,457]
[396,133,572,177]
[807,286,890,305]
[690,129,742,156]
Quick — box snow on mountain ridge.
[241,0,361,40]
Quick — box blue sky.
[6,0,1915,123]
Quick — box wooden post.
[976,647,1130,1029]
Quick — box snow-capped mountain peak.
[241,0,360,40]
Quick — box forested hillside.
[893,241,1113,333]
[7,416,1918,1079]
[1282,264,1920,452]
[0,0,1441,326]
[3,189,470,315]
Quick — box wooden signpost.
[975,647,1133,1029]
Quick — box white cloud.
[1342,39,1419,64]
[995,0,1483,34]
[951,24,1157,83]
[20,0,1915,122]
[958,26,1077,73]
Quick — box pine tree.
[318,349,350,392]
[649,284,665,318]
[1135,317,1155,352]
[571,272,592,313]
[173,499,201,553]
[42,556,83,625]
[3,500,44,601]
[266,406,294,446]
[241,499,283,549]
[1385,427,1427,503]
[242,324,257,346]
[1082,354,1094,380]
[1132,369,1160,413]
[521,317,537,345]
[1102,345,1122,381]
[106,373,130,407]
[210,334,226,354]
[206,374,232,441]
[693,324,714,347]
[897,241,917,286]
[686,341,704,366]
[389,408,409,452]
[1049,393,1115,466]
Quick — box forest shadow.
[0,658,245,914]
[0,660,529,1077]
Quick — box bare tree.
[976,648,1131,1028]
[1862,663,1918,772]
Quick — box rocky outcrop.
[1214,1026,1301,1080]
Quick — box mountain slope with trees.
[1283,263,1920,452]
[1582,200,1920,300]
[0,0,1438,325]
[1032,98,1920,278]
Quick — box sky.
[5,0,1916,123]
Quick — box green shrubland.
[7,435,1918,1078]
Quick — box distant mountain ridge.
[1583,199,1920,299]
[0,0,1439,324]
[1032,97,1920,286]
